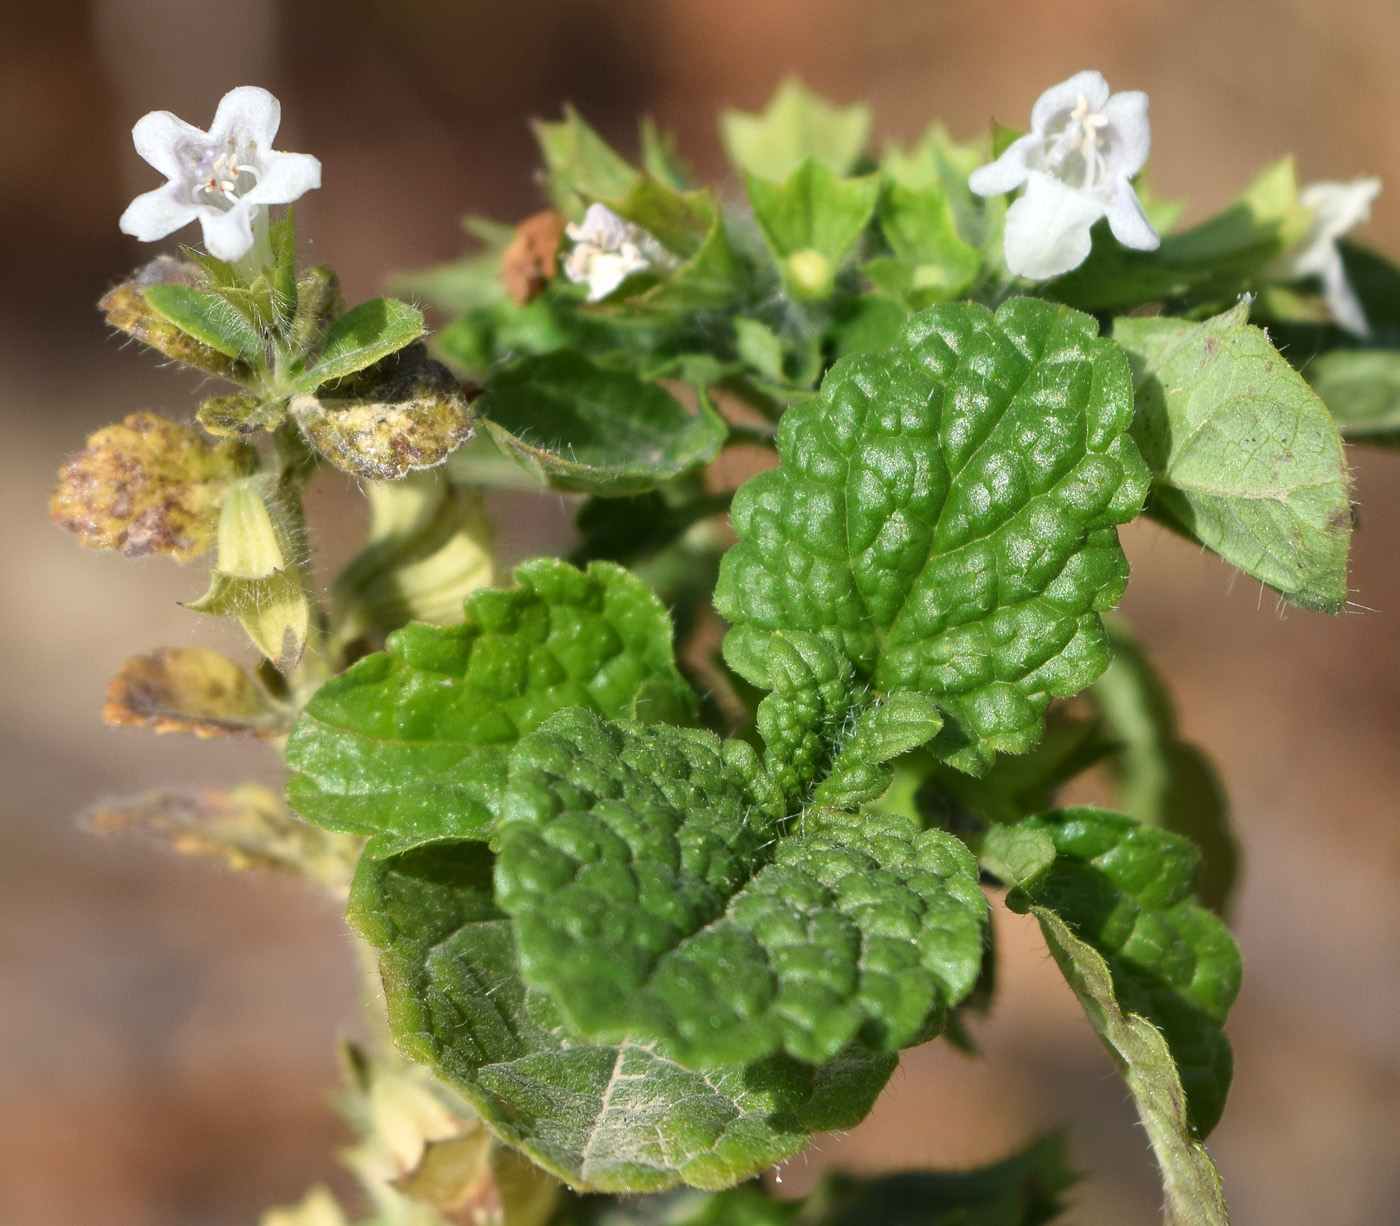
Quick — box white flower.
[969,70,1159,280]
[119,86,321,262]
[1268,178,1382,337]
[562,204,672,301]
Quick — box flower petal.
[1101,90,1152,178]
[1003,173,1104,280]
[210,85,281,146]
[118,186,200,243]
[131,110,209,179]
[1319,252,1371,338]
[1104,178,1160,251]
[244,150,322,206]
[968,134,1038,197]
[199,204,257,261]
[1030,71,1110,134]
[1300,177,1381,244]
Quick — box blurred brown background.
[3,1,1400,1223]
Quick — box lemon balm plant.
[53,73,1395,1225]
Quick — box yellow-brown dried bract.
[49,412,255,561]
[501,209,567,305]
[100,280,247,381]
[103,647,287,737]
[291,345,475,480]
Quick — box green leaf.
[349,841,897,1193]
[478,351,727,495]
[721,79,871,182]
[496,709,986,1067]
[143,283,266,361]
[535,106,638,217]
[811,691,944,810]
[1305,348,1400,441]
[290,345,474,480]
[872,179,982,306]
[298,297,426,390]
[101,270,247,381]
[918,716,1116,831]
[991,807,1241,1139]
[1114,302,1353,612]
[552,1134,1074,1225]
[717,297,1149,773]
[639,116,692,191]
[1092,619,1238,914]
[829,293,910,359]
[638,203,747,312]
[883,125,992,250]
[1053,157,1310,312]
[1032,908,1230,1226]
[286,558,696,856]
[747,163,881,300]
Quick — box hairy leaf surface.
[988,808,1241,1137]
[717,297,1148,772]
[349,842,896,1193]
[479,352,727,495]
[552,1134,1073,1224]
[1035,910,1229,1226]
[286,559,695,855]
[495,709,986,1068]
[1115,303,1352,612]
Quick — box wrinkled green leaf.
[718,297,1149,772]
[478,351,727,495]
[1115,302,1353,612]
[142,282,267,362]
[298,297,426,390]
[747,163,880,300]
[990,808,1241,1138]
[1093,619,1238,914]
[349,841,897,1192]
[721,80,871,182]
[286,558,696,856]
[496,709,985,1067]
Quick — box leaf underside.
[350,841,897,1194]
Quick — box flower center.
[185,139,261,210]
[1042,94,1115,193]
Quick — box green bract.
[718,297,1149,772]
[1115,302,1353,612]
[349,841,896,1193]
[285,558,696,855]
[495,709,986,1067]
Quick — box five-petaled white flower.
[969,70,1160,280]
[119,86,321,263]
[562,204,673,302]
[1268,177,1382,337]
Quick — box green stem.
[272,421,334,705]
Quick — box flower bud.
[785,248,834,299]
